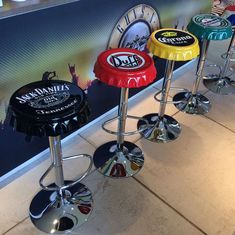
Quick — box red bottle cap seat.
[94,48,157,88]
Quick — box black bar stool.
[8,80,93,234]
[93,48,157,178]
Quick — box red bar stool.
[8,80,93,234]
[93,48,157,178]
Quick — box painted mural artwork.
[68,64,93,93]
[212,0,235,24]
[0,0,211,177]
[40,65,93,93]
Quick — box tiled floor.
[1,53,235,235]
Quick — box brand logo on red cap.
[107,52,145,70]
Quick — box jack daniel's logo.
[16,84,70,109]
[107,52,145,70]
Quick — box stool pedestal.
[29,136,93,234]
[173,40,211,114]
[93,88,144,178]
[137,60,181,143]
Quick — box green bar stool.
[204,7,235,95]
[173,14,232,114]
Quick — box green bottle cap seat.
[187,14,232,40]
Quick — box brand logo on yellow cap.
[161,32,177,37]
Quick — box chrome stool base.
[29,181,93,234]
[173,92,211,115]
[203,76,235,95]
[93,140,144,178]
[137,113,181,143]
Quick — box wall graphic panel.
[0,0,211,177]
[212,0,235,15]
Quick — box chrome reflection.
[29,181,93,234]
[137,114,181,143]
[173,92,211,115]
[93,141,144,178]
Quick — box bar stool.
[173,14,232,113]
[93,48,156,178]
[137,28,199,143]
[203,8,235,94]
[8,80,93,234]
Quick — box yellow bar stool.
[137,28,199,143]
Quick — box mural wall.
[212,0,235,14]
[0,0,211,177]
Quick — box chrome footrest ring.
[221,51,235,62]
[39,154,93,191]
[102,115,149,136]
[203,63,223,80]
[154,87,189,104]
[203,63,235,80]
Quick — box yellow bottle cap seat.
[147,28,200,61]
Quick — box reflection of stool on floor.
[138,28,199,143]
[8,80,93,234]
[173,14,232,113]
[93,48,156,178]
[204,8,235,95]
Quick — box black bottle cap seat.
[8,80,90,137]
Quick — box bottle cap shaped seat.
[187,14,232,40]
[93,48,157,88]
[147,28,199,61]
[8,80,90,137]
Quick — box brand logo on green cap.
[194,15,230,28]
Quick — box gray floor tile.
[5,171,204,235]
